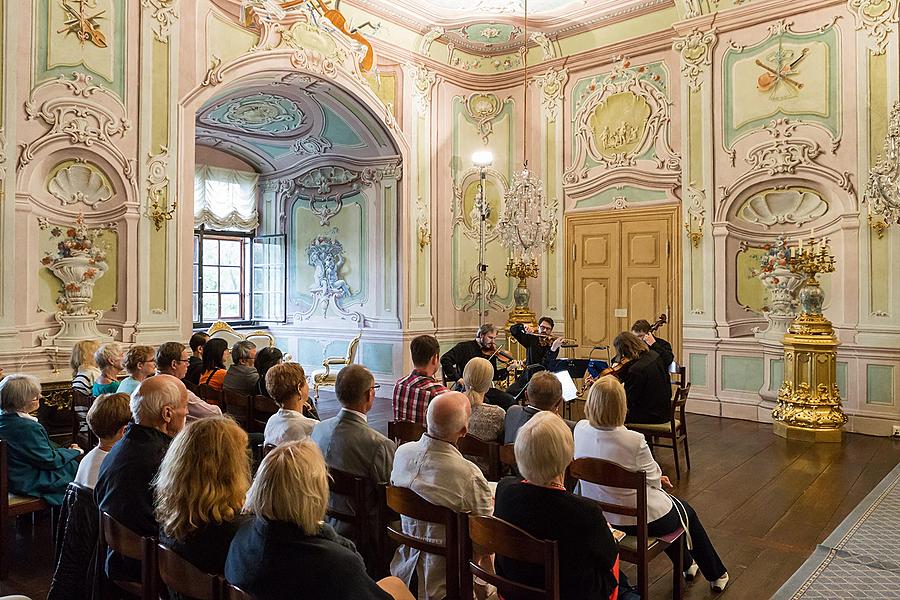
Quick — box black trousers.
[485,387,516,411]
[620,498,726,581]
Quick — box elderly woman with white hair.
[494,411,619,600]
[225,440,414,600]
[575,376,729,593]
[92,342,124,396]
[0,374,82,505]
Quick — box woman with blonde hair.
[70,340,101,396]
[92,343,124,396]
[462,357,505,444]
[574,376,729,593]
[117,345,156,395]
[154,417,251,584]
[225,440,414,600]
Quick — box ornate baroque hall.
[1,0,900,599]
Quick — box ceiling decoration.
[199,93,307,135]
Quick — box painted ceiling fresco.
[195,73,396,175]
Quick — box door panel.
[582,279,611,347]
[572,222,618,356]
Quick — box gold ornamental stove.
[772,237,847,442]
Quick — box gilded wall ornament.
[684,185,705,247]
[47,160,114,207]
[847,0,898,55]
[672,27,717,91]
[202,56,225,87]
[864,101,900,224]
[146,147,175,230]
[529,31,555,60]
[59,0,108,48]
[409,64,437,115]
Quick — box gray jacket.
[222,364,260,396]
[504,404,576,444]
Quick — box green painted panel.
[769,358,784,392]
[866,364,894,405]
[363,342,394,373]
[722,356,764,392]
[735,246,767,314]
[151,38,169,152]
[149,223,167,310]
[688,353,707,387]
[836,361,848,397]
[575,185,667,209]
[296,339,324,365]
[322,105,365,147]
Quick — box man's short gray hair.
[0,374,41,413]
[131,375,184,424]
[426,392,469,439]
[231,340,257,363]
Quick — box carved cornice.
[672,27,717,91]
[141,0,179,43]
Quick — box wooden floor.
[4,394,900,599]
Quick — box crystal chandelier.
[865,101,900,228]
[496,0,555,325]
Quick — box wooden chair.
[157,543,221,600]
[570,457,684,600]
[0,440,53,580]
[327,467,387,576]
[385,486,464,600]
[198,383,223,406]
[387,420,425,446]
[311,332,362,402]
[627,383,692,479]
[223,390,251,430]
[250,395,278,434]
[499,443,516,469]
[457,434,501,481]
[222,580,253,599]
[669,364,687,392]
[326,467,369,543]
[461,514,560,600]
[97,511,158,600]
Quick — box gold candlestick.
[505,257,539,327]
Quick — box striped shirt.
[392,370,447,425]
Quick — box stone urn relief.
[753,236,803,340]
[39,214,116,347]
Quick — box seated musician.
[439,324,516,410]
[587,331,671,426]
[631,319,675,372]
[506,316,564,397]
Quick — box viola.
[598,313,667,381]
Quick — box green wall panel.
[688,353,707,387]
[866,364,894,405]
[837,361,848,397]
[363,342,394,374]
[721,356,764,392]
[769,358,784,392]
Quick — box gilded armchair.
[312,333,362,402]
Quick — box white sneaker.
[683,562,699,581]
[711,572,729,593]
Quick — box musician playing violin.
[506,317,564,397]
[440,324,517,410]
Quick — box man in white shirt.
[74,392,131,488]
[390,391,493,599]
[156,341,221,422]
[263,362,317,446]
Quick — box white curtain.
[194,164,259,231]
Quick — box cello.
[597,313,668,381]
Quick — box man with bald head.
[390,391,493,598]
[95,374,189,582]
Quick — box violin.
[482,345,522,370]
[597,313,668,381]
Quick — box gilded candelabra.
[505,257,539,327]
[772,237,846,442]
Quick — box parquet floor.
[3,393,899,599]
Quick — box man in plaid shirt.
[392,335,447,425]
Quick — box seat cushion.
[626,420,679,432]
[619,535,660,553]
[312,371,336,385]
[8,493,44,508]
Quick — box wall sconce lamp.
[147,195,177,231]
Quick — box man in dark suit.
[94,375,189,582]
[440,324,515,410]
[506,316,564,397]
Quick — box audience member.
[392,334,447,425]
[70,340,101,396]
[184,332,210,386]
[157,342,221,421]
[263,362,317,446]
[92,343,124,396]
[575,376,729,593]
[494,411,618,600]
[155,417,251,592]
[117,345,156,395]
[94,374,189,582]
[390,391,493,599]
[0,374,82,505]
[463,357,505,442]
[312,364,396,567]
[504,370,574,444]
[74,392,130,489]
[199,338,229,391]
[223,341,259,396]
[225,440,414,600]
[254,346,283,397]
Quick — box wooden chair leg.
[672,537,685,600]
[0,513,8,580]
[672,438,681,480]
[638,557,649,600]
[683,437,691,470]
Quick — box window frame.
[193,226,256,328]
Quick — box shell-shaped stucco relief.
[738,188,828,228]
[47,161,114,207]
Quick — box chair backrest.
[457,434,501,481]
[670,364,687,392]
[499,443,516,468]
[463,514,559,600]
[327,467,370,540]
[157,543,221,600]
[385,486,462,598]
[388,420,425,446]
[345,333,363,363]
[99,511,158,599]
[198,384,223,405]
[245,330,275,349]
[673,382,691,423]
[223,390,251,428]
[207,321,244,349]
[250,395,278,433]
[222,580,254,599]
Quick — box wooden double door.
[566,206,681,360]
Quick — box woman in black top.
[154,417,251,600]
[494,411,619,600]
[225,440,413,600]
[254,346,283,397]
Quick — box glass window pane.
[220,294,240,318]
[220,267,240,293]
[253,242,265,264]
[202,293,219,320]
[193,293,199,323]
[202,239,219,265]
[193,265,198,293]
[252,294,264,316]
[203,267,219,292]
[193,235,200,263]
[253,267,266,290]
[220,240,242,265]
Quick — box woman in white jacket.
[574,376,729,593]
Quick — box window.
[194,231,251,324]
[252,235,286,322]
